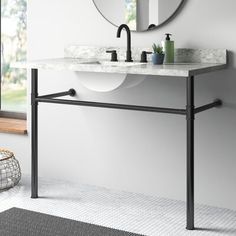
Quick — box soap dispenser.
[162,33,174,63]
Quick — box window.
[125,0,136,30]
[1,0,27,118]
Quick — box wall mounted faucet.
[117,24,133,62]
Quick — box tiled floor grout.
[0,175,235,236]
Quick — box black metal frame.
[31,69,222,230]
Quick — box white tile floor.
[0,175,235,236]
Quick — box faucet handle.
[140,51,152,63]
[106,50,118,62]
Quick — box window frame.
[0,1,26,120]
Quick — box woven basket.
[0,149,21,191]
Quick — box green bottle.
[162,33,174,64]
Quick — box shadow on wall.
[220,50,236,109]
[196,50,236,109]
[227,50,235,68]
[196,227,236,235]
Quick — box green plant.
[152,44,164,54]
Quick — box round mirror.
[93,0,185,32]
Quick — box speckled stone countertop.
[12,47,227,77]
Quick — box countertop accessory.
[0,149,21,190]
[152,44,165,65]
[106,50,118,62]
[140,51,152,63]
[162,33,175,63]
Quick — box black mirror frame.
[92,0,186,32]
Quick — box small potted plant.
[152,44,165,65]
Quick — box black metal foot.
[69,88,76,97]
[214,99,223,107]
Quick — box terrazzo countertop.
[12,58,227,77]
[12,47,227,77]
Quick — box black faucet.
[117,24,133,62]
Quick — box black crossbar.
[36,89,222,116]
[36,97,186,115]
[39,89,76,99]
[195,99,222,114]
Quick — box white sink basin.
[74,59,100,64]
[99,61,145,67]
[74,59,146,92]
[77,59,145,67]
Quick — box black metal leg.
[28,70,219,229]
[186,76,195,230]
[31,69,38,198]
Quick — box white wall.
[1,0,236,211]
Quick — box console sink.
[74,60,146,92]
[99,61,145,67]
[78,60,145,67]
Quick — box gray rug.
[0,208,144,236]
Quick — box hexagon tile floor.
[0,176,235,236]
